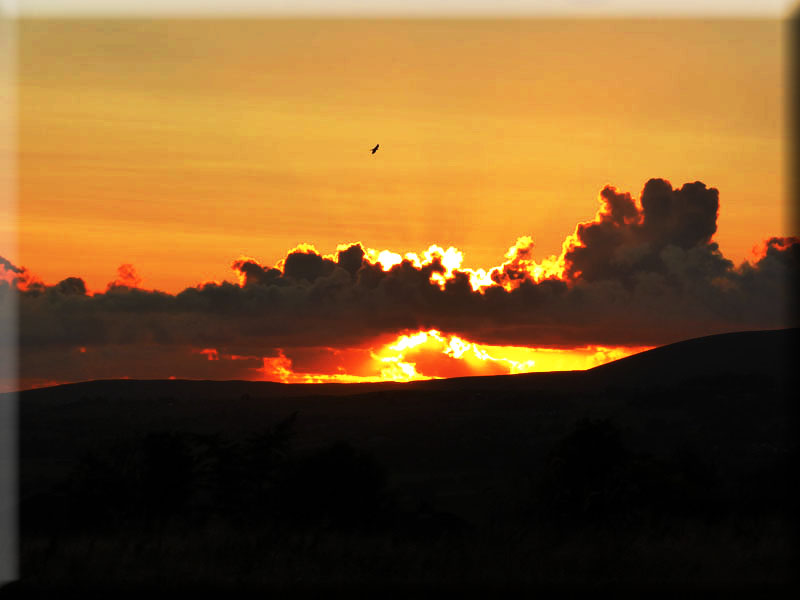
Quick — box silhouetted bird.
[371,144,379,154]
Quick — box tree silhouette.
[531,418,721,530]
[274,441,393,532]
[537,419,629,521]
[209,412,297,524]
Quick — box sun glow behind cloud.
[252,329,649,384]
[10,228,649,385]
[5,174,796,392]
[324,237,564,294]
[161,226,637,386]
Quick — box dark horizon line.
[9,326,796,395]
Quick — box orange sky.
[12,18,790,295]
[5,17,796,390]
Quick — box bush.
[274,441,394,532]
[530,418,720,530]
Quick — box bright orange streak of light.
[368,329,646,380]
[253,329,652,384]
[258,350,392,384]
[260,351,294,383]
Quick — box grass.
[15,514,796,592]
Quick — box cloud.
[4,178,797,386]
[0,257,23,275]
[231,258,282,287]
[0,256,42,291]
[56,277,87,296]
[562,179,723,283]
[107,264,142,290]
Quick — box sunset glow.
[11,19,788,296]
[253,329,649,384]
[3,12,794,591]
[3,18,794,393]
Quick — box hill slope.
[585,327,795,388]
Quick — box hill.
[585,327,795,388]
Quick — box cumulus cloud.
[562,179,724,283]
[107,264,142,290]
[3,178,797,386]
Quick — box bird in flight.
[371,144,379,154]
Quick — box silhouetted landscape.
[5,328,798,593]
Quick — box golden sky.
[14,18,789,295]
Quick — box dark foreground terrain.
[3,328,798,593]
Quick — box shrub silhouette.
[274,441,393,532]
[22,445,137,535]
[531,418,720,529]
[138,432,197,526]
[208,412,297,523]
[42,432,199,532]
[27,416,296,534]
[534,418,632,526]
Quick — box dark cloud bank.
[2,179,797,384]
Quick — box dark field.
[4,329,799,594]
